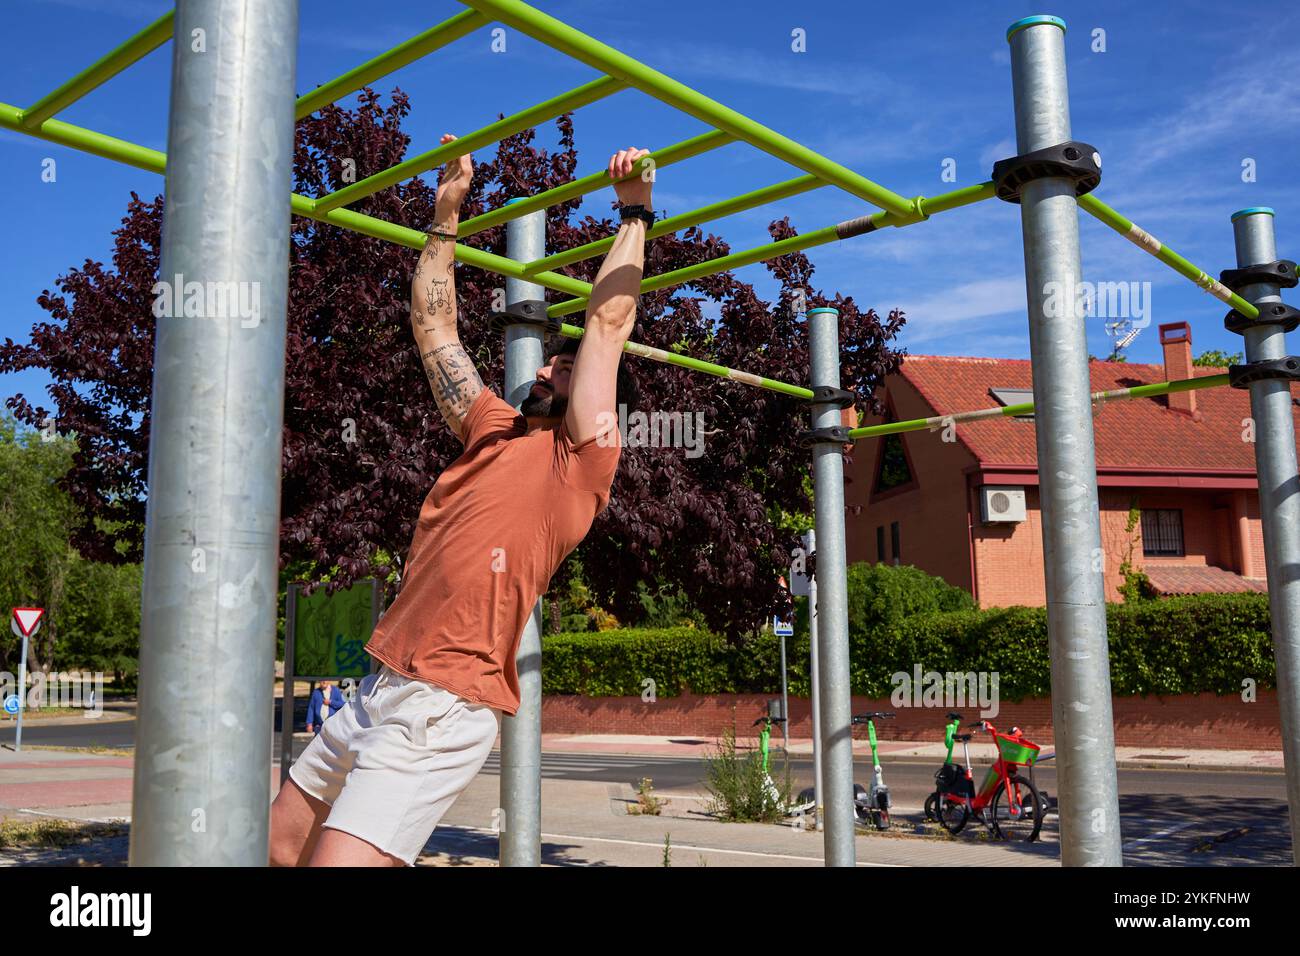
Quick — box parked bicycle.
[753,713,815,818]
[936,719,1043,842]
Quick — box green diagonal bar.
[552,322,814,400]
[20,11,175,129]
[295,9,490,119]
[521,174,821,276]
[457,129,733,237]
[546,181,999,317]
[1079,193,1259,319]
[0,101,166,172]
[314,75,625,213]
[848,373,1232,440]
[458,0,916,218]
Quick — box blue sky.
[3,0,1299,414]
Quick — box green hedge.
[540,592,1274,699]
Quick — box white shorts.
[289,664,501,865]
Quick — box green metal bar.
[19,11,174,129]
[552,322,814,400]
[295,9,490,119]
[847,373,1232,440]
[458,0,917,219]
[521,174,821,276]
[1079,193,1259,320]
[314,75,625,213]
[457,129,732,237]
[0,103,817,402]
[290,195,595,297]
[547,181,999,317]
[0,101,166,173]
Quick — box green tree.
[0,413,79,674]
[1194,349,1243,367]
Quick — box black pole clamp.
[1228,356,1300,389]
[1220,259,1298,292]
[488,299,561,334]
[991,140,1102,204]
[1224,301,1300,335]
[805,385,856,409]
[797,425,854,448]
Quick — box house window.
[1141,509,1185,557]
[876,526,886,563]
[890,521,901,565]
[876,434,913,492]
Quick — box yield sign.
[11,608,44,636]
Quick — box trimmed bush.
[541,591,1274,699]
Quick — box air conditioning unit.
[980,486,1027,523]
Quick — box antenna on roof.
[1104,318,1142,361]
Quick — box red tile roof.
[1143,565,1268,596]
[894,355,1300,471]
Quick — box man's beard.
[520,383,567,418]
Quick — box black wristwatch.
[618,204,655,227]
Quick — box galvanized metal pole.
[807,306,855,866]
[1007,15,1123,866]
[807,528,825,831]
[1230,207,1300,863]
[278,585,297,787]
[131,0,298,867]
[500,203,546,867]
[779,634,789,753]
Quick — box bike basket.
[995,735,1040,766]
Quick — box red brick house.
[845,322,1300,606]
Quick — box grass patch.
[0,817,128,850]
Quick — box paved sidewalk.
[0,734,1286,866]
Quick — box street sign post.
[10,608,45,753]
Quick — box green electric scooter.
[852,711,896,830]
[925,712,965,821]
[753,713,816,818]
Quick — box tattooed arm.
[412,134,482,441]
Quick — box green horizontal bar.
[848,373,1232,440]
[522,174,821,276]
[553,322,814,400]
[1079,193,1259,320]
[459,0,916,218]
[315,75,625,213]
[0,101,166,173]
[20,11,174,129]
[549,225,840,317]
[295,9,489,119]
[2,105,811,400]
[457,129,733,237]
[547,181,998,317]
[291,196,595,298]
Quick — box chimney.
[1159,321,1196,416]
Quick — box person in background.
[305,679,345,735]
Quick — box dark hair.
[548,335,641,412]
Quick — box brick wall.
[542,689,1282,750]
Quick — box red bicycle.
[935,720,1043,842]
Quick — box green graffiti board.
[290,579,377,679]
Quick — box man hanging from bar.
[268,135,648,866]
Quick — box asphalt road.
[3,714,1290,865]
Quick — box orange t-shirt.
[365,388,621,716]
